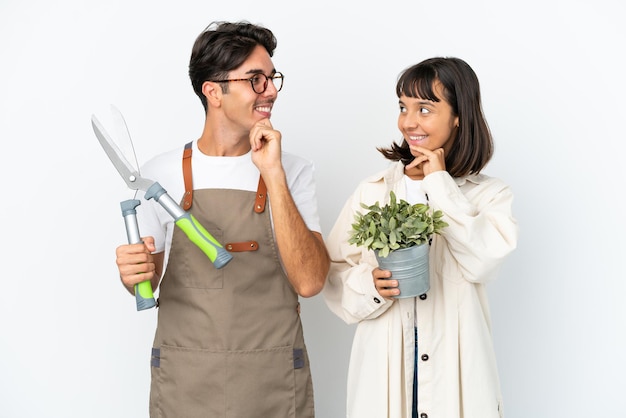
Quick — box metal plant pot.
[375,244,430,298]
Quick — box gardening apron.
[149,144,314,418]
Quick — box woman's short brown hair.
[378,57,493,177]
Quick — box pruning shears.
[91,106,233,311]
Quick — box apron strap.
[182,142,266,214]
[254,176,267,213]
[225,241,259,252]
[181,143,267,251]
[182,141,193,210]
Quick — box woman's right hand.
[373,267,400,300]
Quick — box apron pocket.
[151,345,298,418]
[151,345,226,417]
[226,346,296,417]
[168,229,225,289]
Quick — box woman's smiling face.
[397,80,459,159]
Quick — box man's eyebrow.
[244,68,277,75]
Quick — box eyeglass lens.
[252,73,283,93]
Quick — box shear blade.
[91,113,154,191]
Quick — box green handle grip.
[175,213,233,269]
[121,199,156,311]
[144,182,233,269]
[134,280,156,310]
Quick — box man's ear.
[202,81,221,107]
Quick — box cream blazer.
[323,162,518,418]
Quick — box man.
[115,21,329,417]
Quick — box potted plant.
[348,191,448,298]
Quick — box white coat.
[323,162,518,418]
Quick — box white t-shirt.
[404,175,428,327]
[404,175,427,205]
[135,140,321,266]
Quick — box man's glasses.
[210,72,284,94]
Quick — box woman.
[323,57,518,418]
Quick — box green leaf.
[368,220,377,236]
[372,240,385,249]
[390,230,397,245]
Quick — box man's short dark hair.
[189,21,277,111]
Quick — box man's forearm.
[265,175,330,297]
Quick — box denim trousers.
[412,327,418,418]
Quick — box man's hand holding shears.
[92,106,232,311]
[116,237,162,298]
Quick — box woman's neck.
[404,165,425,180]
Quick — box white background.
[1,0,625,417]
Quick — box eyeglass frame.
[208,71,284,94]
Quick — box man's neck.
[197,135,251,156]
[197,118,251,156]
